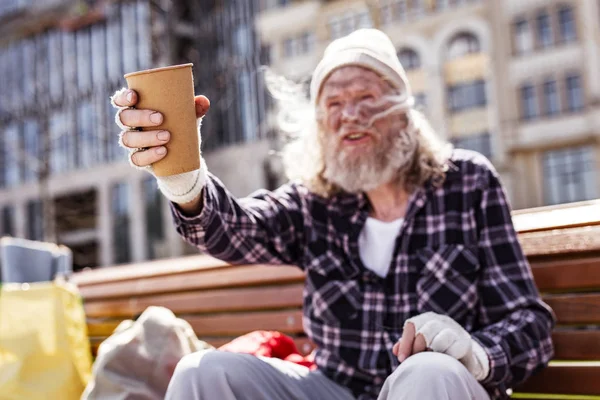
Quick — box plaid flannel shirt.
[170,149,555,400]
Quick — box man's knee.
[169,350,251,391]
[394,352,468,381]
[380,352,475,399]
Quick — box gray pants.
[165,350,491,400]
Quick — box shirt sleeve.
[169,173,306,266]
[471,163,556,391]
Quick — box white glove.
[404,312,490,381]
[111,88,207,204]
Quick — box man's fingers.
[397,322,416,362]
[411,333,427,355]
[121,130,170,149]
[194,95,210,119]
[130,147,168,167]
[113,89,138,108]
[120,109,163,129]
[392,341,400,356]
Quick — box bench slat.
[512,200,600,233]
[552,330,600,360]
[531,257,600,292]
[519,225,600,257]
[543,294,600,325]
[88,309,306,338]
[84,284,305,318]
[79,265,305,300]
[187,310,305,336]
[71,255,229,286]
[516,362,600,395]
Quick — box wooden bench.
[71,199,600,399]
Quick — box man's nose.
[341,103,360,122]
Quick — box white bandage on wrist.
[156,157,208,204]
[465,339,491,381]
[405,312,491,381]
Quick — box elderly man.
[111,29,554,400]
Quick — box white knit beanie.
[310,29,414,108]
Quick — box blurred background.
[0,0,598,272]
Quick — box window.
[544,146,598,205]
[77,100,101,168]
[436,0,450,10]
[0,50,9,116]
[22,38,37,102]
[536,12,553,48]
[48,31,63,100]
[447,32,481,59]
[451,132,492,159]
[23,119,40,182]
[91,23,107,87]
[76,28,92,91]
[136,0,151,70]
[447,80,486,112]
[513,18,533,54]
[50,110,75,175]
[411,0,425,17]
[122,1,139,74]
[259,0,290,10]
[558,6,576,43]
[543,79,560,116]
[238,69,257,141]
[565,74,584,112]
[26,199,43,241]
[380,4,393,25]
[112,182,131,264]
[328,16,343,39]
[35,34,49,98]
[143,177,164,260]
[8,43,23,110]
[1,205,14,236]
[393,0,408,22]
[2,124,21,187]
[356,10,373,28]
[520,84,538,120]
[414,93,427,110]
[398,48,421,70]
[106,14,123,81]
[329,10,372,39]
[283,32,316,58]
[62,30,77,93]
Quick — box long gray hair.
[265,68,452,198]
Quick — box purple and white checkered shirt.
[170,149,555,400]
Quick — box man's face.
[317,66,413,193]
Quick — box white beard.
[323,127,417,193]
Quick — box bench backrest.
[71,199,600,397]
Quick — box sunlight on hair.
[262,67,452,197]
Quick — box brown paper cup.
[124,63,199,177]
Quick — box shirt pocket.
[415,244,481,323]
[307,279,363,326]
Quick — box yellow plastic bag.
[0,281,92,399]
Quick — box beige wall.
[255,0,600,210]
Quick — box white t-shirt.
[358,217,404,278]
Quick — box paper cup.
[124,63,199,177]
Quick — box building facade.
[1,0,599,269]
[0,0,272,269]
[255,0,600,209]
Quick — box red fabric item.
[219,331,316,370]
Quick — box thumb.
[194,95,211,119]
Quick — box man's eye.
[328,101,341,108]
[360,95,374,101]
